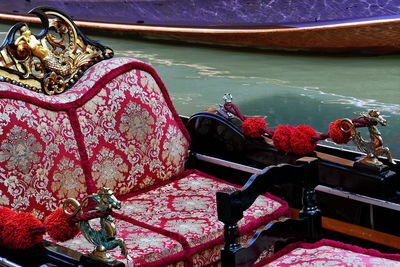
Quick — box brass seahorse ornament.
[63,188,130,263]
[340,110,396,166]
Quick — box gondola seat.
[0,54,289,266]
[217,160,400,267]
[258,239,400,266]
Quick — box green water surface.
[111,37,400,158]
[1,26,399,157]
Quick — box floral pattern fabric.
[120,173,284,248]
[264,240,400,267]
[0,57,188,215]
[0,57,286,266]
[118,171,286,265]
[55,171,284,266]
[0,99,85,218]
[77,68,189,195]
[48,219,184,266]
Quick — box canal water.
[107,36,400,158]
[1,25,399,158]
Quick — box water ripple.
[322,96,400,115]
[116,50,290,85]
[117,50,400,115]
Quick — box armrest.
[222,218,309,267]
[217,158,321,267]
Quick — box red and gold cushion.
[0,57,190,216]
[53,170,289,266]
[0,57,288,265]
[51,220,185,266]
[0,98,86,219]
[258,239,400,267]
[76,66,189,195]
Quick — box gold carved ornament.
[0,7,113,95]
[339,110,396,166]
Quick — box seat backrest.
[0,8,190,218]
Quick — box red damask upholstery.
[53,170,287,266]
[257,239,400,267]
[0,57,289,266]
[0,58,189,217]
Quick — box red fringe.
[0,207,17,246]
[1,212,44,249]
[44,208,80,242]
[290,125,318,155]
[329,119,352,144]
[242,117,268,138]
[272,125,294,153]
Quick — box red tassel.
[272,125,294,153]
[290,125,318,155]
[1,212,44,249]
[44,208,80,242]
[329,119,351,144]
[242,117,267,138]
[0,207,17,225]
[0,207,17,246]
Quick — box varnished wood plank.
[322,216,400,249]
[315,151,354,167]
[291,208,400,249]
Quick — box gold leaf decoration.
[0,7,113,95]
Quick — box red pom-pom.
[0,207,17,245]
[290,125,318,155]
[242,117,267,138]
[1,212,44,249]
[272,125,294,153]
[44,208,79,242]
[329,119,351,144]
[0,207,17,225]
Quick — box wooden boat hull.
[1,13,400,54]
[138,20,400,54]
[1,1,400,28]
[101,18,400,54]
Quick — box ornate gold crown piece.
[0,7,113,95]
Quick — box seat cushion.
[257,239,400,267]
[53,170,289,266]
[0,57,190,217]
